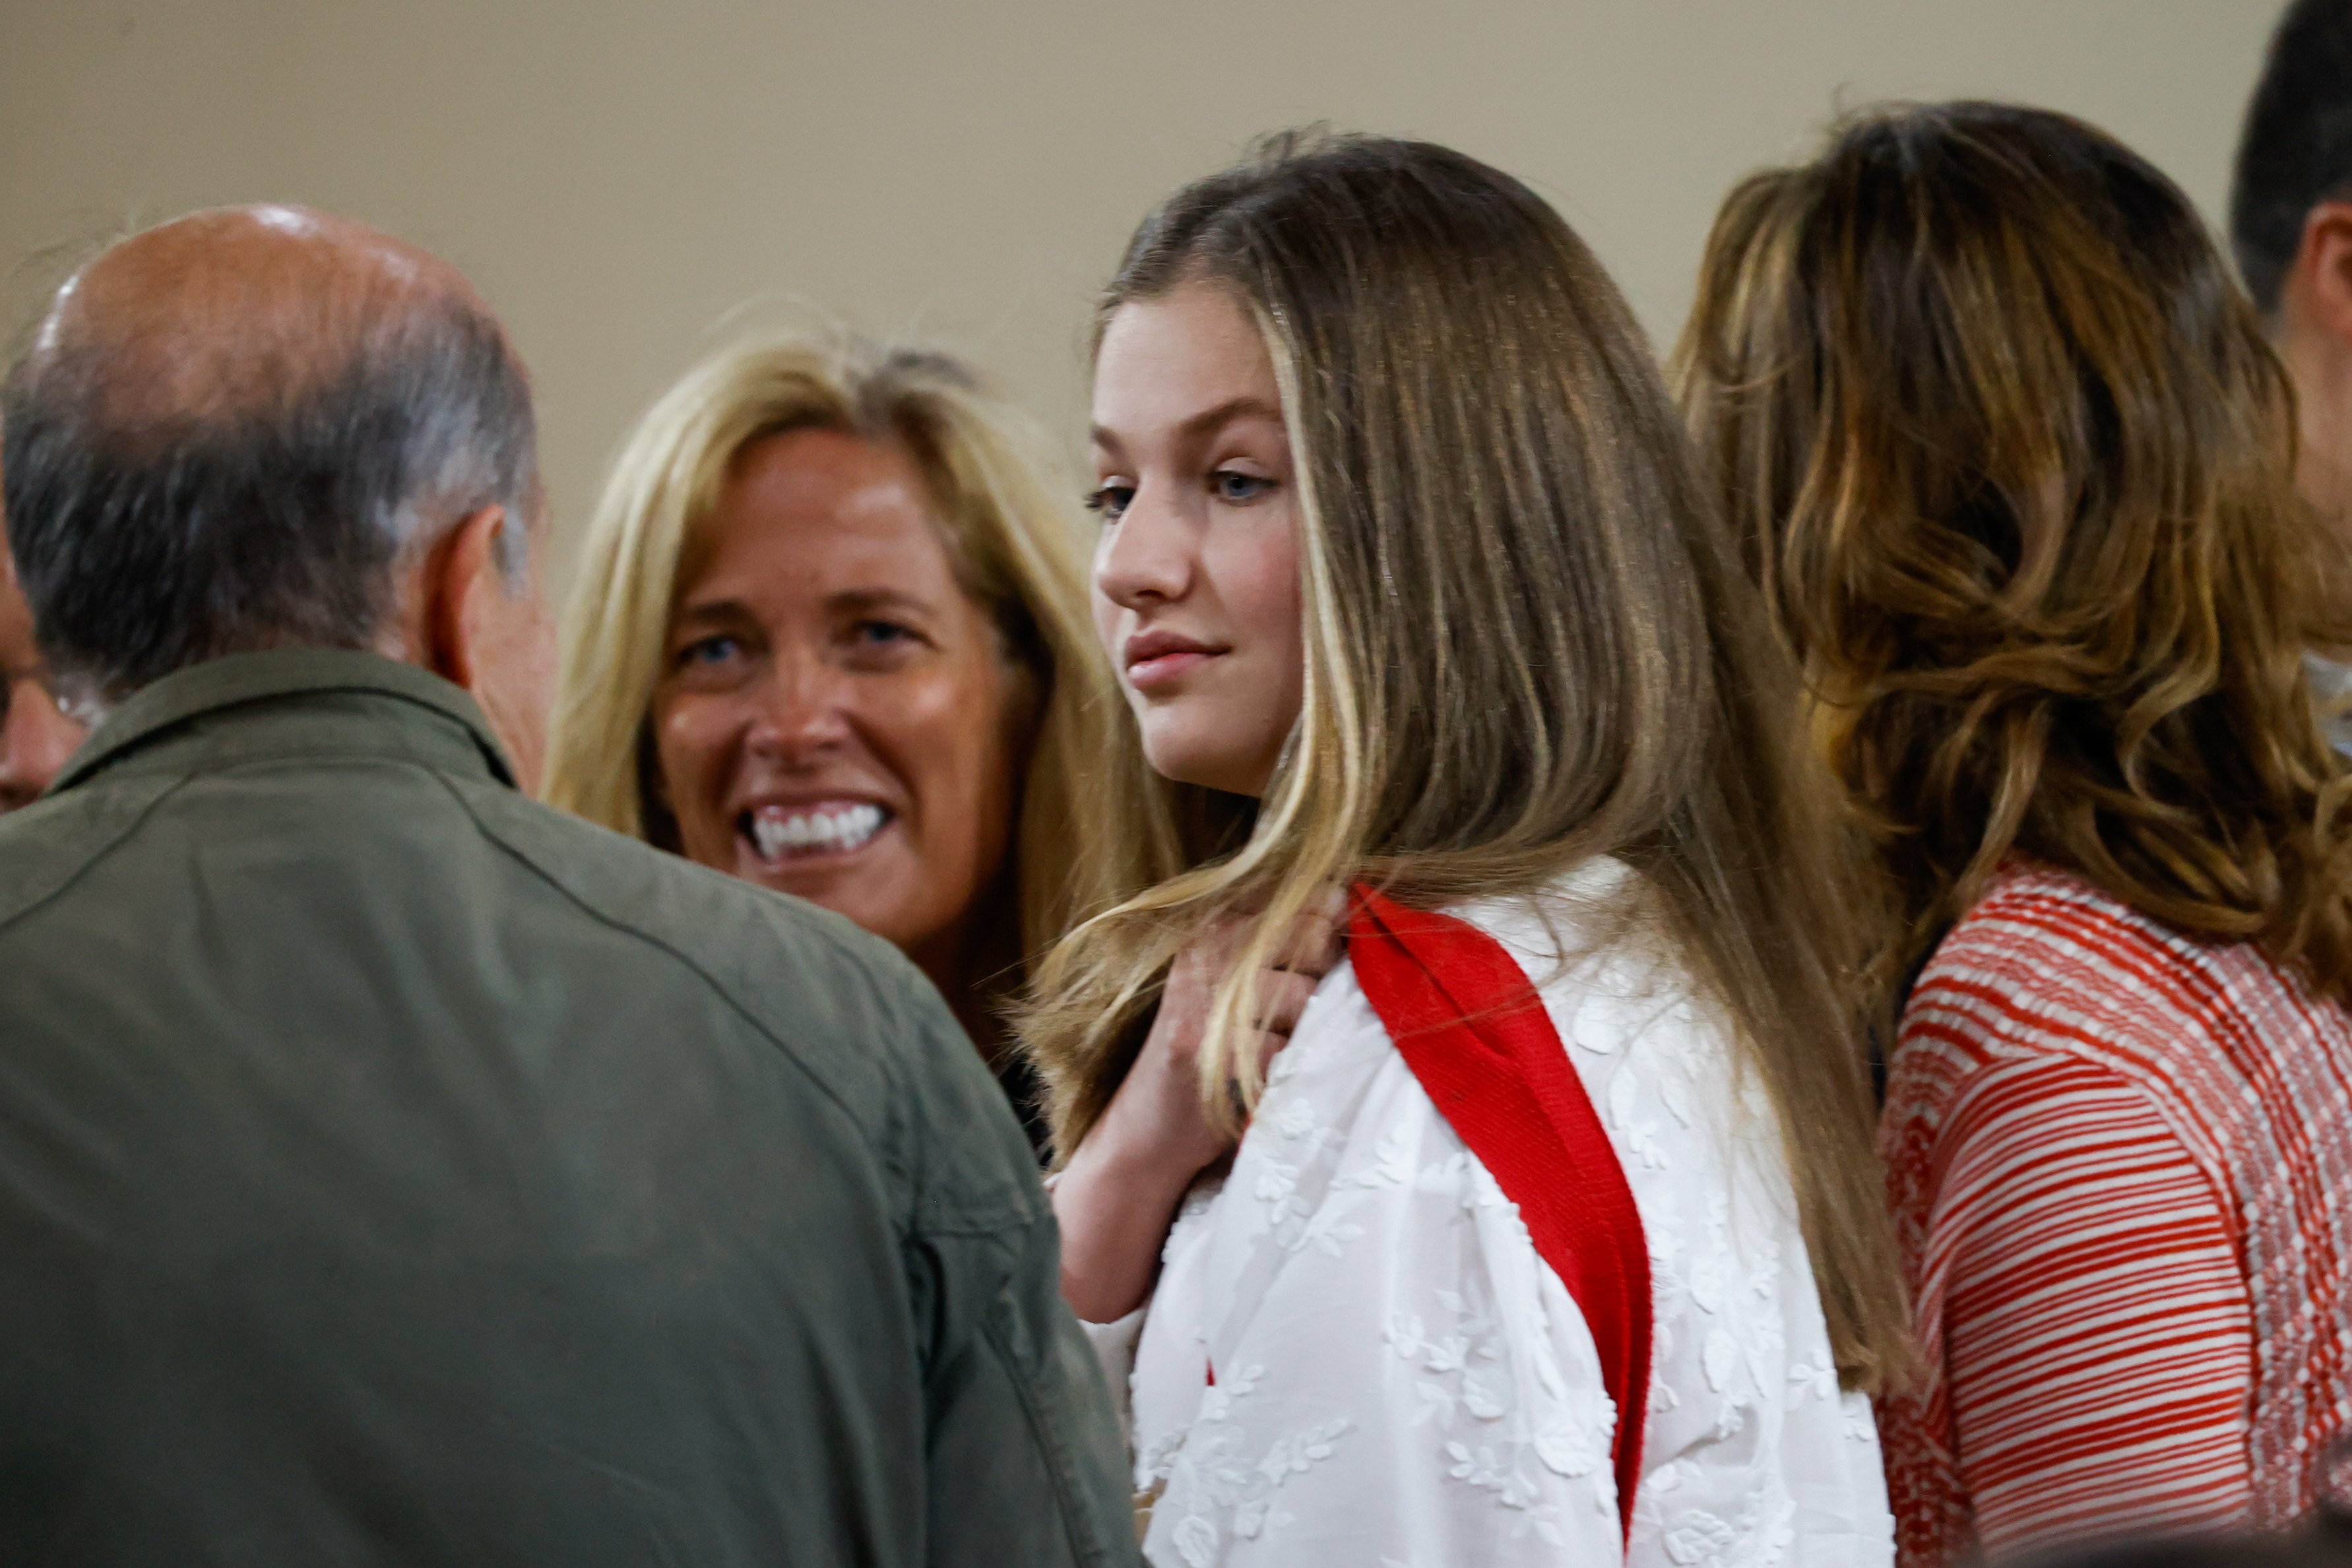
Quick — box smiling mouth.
[741,802,892,865]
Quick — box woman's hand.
[1052,891,1346,1324]
[1098,900,1346,1174]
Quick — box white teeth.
[749,803,887,862]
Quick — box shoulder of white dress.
[1444,858,1631,960]
[1442,863,1705,1022]
[1445,856,1633,925]
[1263,949,1400,1098]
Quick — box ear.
[413,504,511,693]
[2293,201,2352,350]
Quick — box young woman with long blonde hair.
[1027,131,1907,1566]
[1677,102,2352,1561]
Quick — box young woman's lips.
[1127,649,1216,691]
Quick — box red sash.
[1347,884,1654,1541]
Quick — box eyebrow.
[1090,394,1286,451]
[670,586,939,625]
[826,588,938,617]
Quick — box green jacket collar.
[51,648,517,795]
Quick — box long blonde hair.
[545,329,1180,981]
[1673,102,2352,1005]
[1020,132,1907,1390]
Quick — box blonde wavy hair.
[545,329,1181,982]
[1018,132,1909,1390]
[1673,102,2352,1004]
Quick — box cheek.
[1224,514,1306,682]
[649,696,739,831]
[1091,551,1128,666]
[895,658,1022,834]
[869,659,1023,938]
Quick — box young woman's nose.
[1095,480,1197,610]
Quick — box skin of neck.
[2275,203,2352,659]
[2281,319,2352,535]
[908,865,1021,1062]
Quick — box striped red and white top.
[1878,862,2352,1565]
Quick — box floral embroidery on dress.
[1643,1457,1800,1568]
[1156,1362,1354,1565]
[1091,870,1893,1567]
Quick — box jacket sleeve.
[896,1002,1141,1568]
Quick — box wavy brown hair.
[1019,131,1907,1389]
[1674,101,2352,1002]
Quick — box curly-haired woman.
[1678,103,2352,1562]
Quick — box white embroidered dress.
[1083,863,1893,1568]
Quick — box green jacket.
[0,649,1135,1567]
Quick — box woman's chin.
[1140,734,1277,798]
[1132,689,1285,795]
[726,832,930,949]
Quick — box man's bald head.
[2,204,538,707]
[32,205,484,437]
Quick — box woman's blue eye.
[1085,484,1135,521]
[851,620,916,648]
[679,635,740,667]
[1211,470,1274,503]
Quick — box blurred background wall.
[1,0,2280,584]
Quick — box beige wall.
[1,0,2280,584]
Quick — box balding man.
[0,208,1133,1565]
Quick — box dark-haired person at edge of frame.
[0,204,1135,1566]
[1678,103,2352,1565]
[0,526,86,811]
[2235,0,2352,751]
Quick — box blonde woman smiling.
[1028,132,1907,1566]
[547,333,1173,1140]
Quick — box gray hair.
[1,286,537,710]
